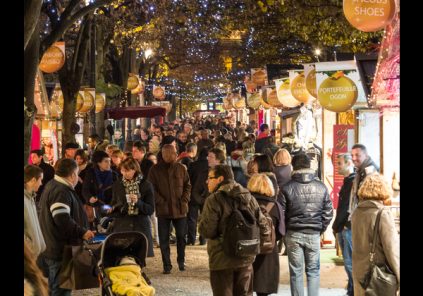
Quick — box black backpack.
[258,202,276,254]
[222,192,260,258]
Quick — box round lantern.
[79,90,95,113]
[223,94,234,110]
[245,81,257,93]
[267,89,283,107]
[278,79,301,108]
[247,92,261,109]
[127,75,139,90]
[343,0,396,32]
[252,70,267,86]
[95,93,106,113]
[153,86,165,100]
[234,97,246,109]
[305,68,317,98]
[39,44,65,73]
[318,71,358,112]
[291,72,313,103]
[58,92,84,112]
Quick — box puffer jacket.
[281,168,333,234]
[198,182,269,271]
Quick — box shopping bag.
[59,244,101,290]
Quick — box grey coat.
[351,200,399,296]
[24,189,46,257]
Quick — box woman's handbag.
[360,208,399,296]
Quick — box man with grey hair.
[348,144,379,219]
[332,153,355,296]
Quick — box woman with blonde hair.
[247,173,283,296]
[351,174,399,296]
[273,148,292,189]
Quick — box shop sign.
[304,64,317,99]
[266,87,283,108]
[343,0,396,32]
[274,78,301,108]
[127,73,139,90]
[39,42,65,73]
[95,93,106,113]
[251,68,268,86]
[58,91,84,112]
[316,61,367,113]
[246,92,261,109]
[332,125,354,209]
[289,70,313,104]
[79,88,95,113]
[153,85,166,100]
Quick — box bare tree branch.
[41,0,113,55]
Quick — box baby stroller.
[85,231,153,296]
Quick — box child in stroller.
[89,231,154,296]
[105,256,154,296]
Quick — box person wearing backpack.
[247,173,285,296]
[198,165,269,296]
[281,153,333,296]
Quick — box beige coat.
[351,200,399,296]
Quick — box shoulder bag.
[359,208,399,296]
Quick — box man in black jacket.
[281,153,333,296]
[30,149,55,204]
[332,153,355,296]
[39,158,94,296]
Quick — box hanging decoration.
[343,0,396,32]
[369,9,399,109]
[39,41,65,73]
[266,87,283,108]
[127,73,140,90]
[247,92,262,109]
[304,64,317,99]
[275,78,301,108]
[153,85,166,100]
[315,60,368,112]
[289,70,313,104]
[317,71,358,112]
[95,93,106,113]
[58,90,84,112]
[79,88,95,113]
[251,68,268,86]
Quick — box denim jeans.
[285,231,321,296]
[158,217,187,270]
[338,228,354,296]
[44,257,72,296]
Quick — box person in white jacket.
[24,165,46,257]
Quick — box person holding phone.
[109,157,155,257]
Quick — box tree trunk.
[24,0,43,50]
[59,17,91,156]
[23,24,40,164]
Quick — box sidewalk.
[72,245,349,296]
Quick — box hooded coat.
[198,182,269,271]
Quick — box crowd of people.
[24,116,399,296]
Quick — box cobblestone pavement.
[72,244,348,296]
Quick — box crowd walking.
[24,117,399,296]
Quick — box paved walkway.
[72,245,348,296]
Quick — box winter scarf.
[122,174,142,196]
